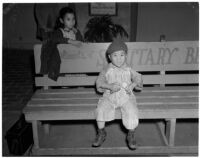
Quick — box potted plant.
[84,15,128,42]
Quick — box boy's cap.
[107,39,128,55]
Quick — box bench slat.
[35,74,199,87]
[164,74,199,84]
[27,103,198,108]
[25,110,198,120]
[25,104,198,111]
[35,75,166,86]
[25,104,198,110]
[36,88,95,94]
[36,76,97,86]
[28,97,198,105]
[35,86,199,94]
[23,105,198,120]
[32,91,198,100]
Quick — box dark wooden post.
[130,3,138,42]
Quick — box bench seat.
[24,86,198,121]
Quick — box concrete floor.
[2,49,199,156]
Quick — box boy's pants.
[96,96,139,130]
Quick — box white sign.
[34,41,199,73]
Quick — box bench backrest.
[34,41,199,88]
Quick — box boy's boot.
[126,130,137,150]
[92,128,106,147]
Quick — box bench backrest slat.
[35,74,199,87]
[34,41,199,87]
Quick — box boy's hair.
[106,39,128,56]
[54,7,77,30]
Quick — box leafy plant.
[84,15,128,42]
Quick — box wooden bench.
[23,41,199,155]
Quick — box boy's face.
[60,13,75,29]
[109,50,127,68]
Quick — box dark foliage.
[84,15,128,42]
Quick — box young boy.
[92,39,143,150]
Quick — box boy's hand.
[124,83,137,95]
[129,83,137,91]
[135,85,143,91]
[109,83,121,94]
[129,83,143,91]
[125,87,132,95]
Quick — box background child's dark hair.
[54,7,77,30]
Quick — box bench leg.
[32,121,39,149]
[43,123,50,135]
[156,120,168,146]
[166,118,176,147]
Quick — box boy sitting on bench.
[92,39,143,150]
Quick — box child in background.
[92,39,143,150]
[53,6,83,45]
[40,7,83,81]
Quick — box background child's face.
[109,50,127,68]
[61,13,75,29]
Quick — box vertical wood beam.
[130,3,138,41]
[32,120,39,149]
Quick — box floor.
[2,49,198,156]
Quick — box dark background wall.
[3,2,199,49]
[136,3,199,41]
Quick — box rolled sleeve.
[130,69,143,89]
[96,68,107,93]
